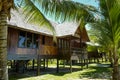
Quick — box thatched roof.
[55,21,79,37]
[8,10,54,36]
[8,9,89,42]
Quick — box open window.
[27,32,33,48]
[18,31,39,49]
[18,31,26,48]
[33,34,38,48]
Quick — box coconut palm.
[0,0,54,79]
[0,1,14,80]
[90,20,113,66]
[0,0,96,80]
[90,0,120,80]
[99,0,120,80]
[41,0,97,22]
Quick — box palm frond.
[40,0,97,23]
[20,0,56,36]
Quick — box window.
[27,33,33,48]
[33,34,38,48]
[18,31,39,49]
[18,31,26,48]
[42,36,45,45]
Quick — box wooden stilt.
[43,59,45,69]
[63,60,65,68]
[46,59,48,68]
[70,59,72,72]
[13,60,15,68]
[69,36,72,72]
[32,59,35,70]
[56,59,59,73]
[15,60,18,72]
[84,59,85,65]
[81,59,83,70]
[22,60,25,73]
[86,59,88,68]
[10,60,12,68]
[37,55,40,75]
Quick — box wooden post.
[10,60,12,68]
[81,59,83,70]
[56,38,60,73]
[32,59,34,70]
[86,59,88,68]
[37,55,40,75]
[14,60,16,68]
[70,59,72,72]
[22,60,25,73]
[63,60,66,68]
[69,36,72,72]
[46,59,48,68]
[56,58,59,73]
[43,59,45,69]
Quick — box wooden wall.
[7,27,18,55]
[38,35,58,57]
[57,38,71,60]
[7,27,87,60]
[71,40,80,48]
[7,28,37,60]
[7,27,58,60]
[39,35,54,46]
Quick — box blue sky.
[73,0,99,8]
[72,0,99,30]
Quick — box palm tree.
[90,0,120,80]
[0,0,96,80]
[40,0,96,23]
[0,1,14,80]
[90,20,113,66]
[0,0,54,79]
[100,0,120,80]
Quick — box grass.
[9,62,112,80]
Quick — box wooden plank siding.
[7,28,38,60]
[57,38,71,60]
[7,27,58,60]
[7,28,19,60]
[38,35,58,58]
[39,45,57,56]
[7,26,89,60]
[7,28,18,54]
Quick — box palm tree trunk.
[112,46,119,80]
[0,11,8,80]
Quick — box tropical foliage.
[89,0,120,80]
[21,0,56,34]
[0,0,97,80]
[18,0,97,40]
[40,0,96,22]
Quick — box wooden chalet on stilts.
[7,10,90,74]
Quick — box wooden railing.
[71,47,83,53]
[39,45,58,55]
